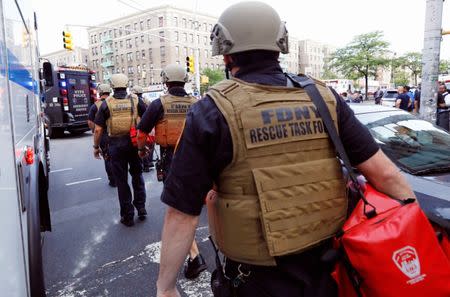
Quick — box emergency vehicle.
[43,65,97,138]
[0,0,52,296]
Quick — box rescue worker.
[93,74,147,227]
[132,85,155,172]
[88,83,116,187]
[136,64,207,279]
[155,2,415,297]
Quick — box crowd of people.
[85,2,420,296]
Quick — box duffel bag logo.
[392,246,426,284]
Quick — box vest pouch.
[251,158,347,257]
[207,191,275,266]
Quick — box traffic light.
[186,56,194,73]
[62,31,73,50]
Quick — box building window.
[204,36,208,45]
[120,40,123,48]
[140,21,144,30]
[189,34,193,43]
[189,20,192,29]
[175,31,179,41]
[115,55,119,63]
[183,33,187,42]
[160,46,166,57]
[142,63,146,70]
[135,37,139,46]
[159,17,164,27]
[148,35,152,43]
[182,18,186,28]
[197,35,200,44]
[203,23,207,31]
[159,31,165,42]
[134,22,138,31]
[127,52,132,62]
[204,49,208,58]
[173,16,178,26]
[141,35,145,43]
[114,41,118,49]
[128,66,134,74]
[136,51,140,61]
[121,54,124,62]
[183,47,187,56]
[142,49,146,59]
[114,29,117,38]
[125,25,130,35]
[149,48,152,59]
[122,67,125,73]
[137,65,141,73]
[175,46,179,57]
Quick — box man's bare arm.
[88,120,95,132]
[157,207,199,296]
[93,125,103,147]
[356,149,416,199]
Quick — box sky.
[33,0,450,59]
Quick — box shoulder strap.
[285,73,377,218]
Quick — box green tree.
[398,52,422,85]
[393,70,410,87]
[329,31,390,99]
[320,60,340,80]
[440,59,450,74]
[200,68,225,94]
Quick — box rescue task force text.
[248,105,325,144]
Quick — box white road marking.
[50,167,73,173]
[66,178,102,186]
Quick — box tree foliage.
[200,68,225,94]
[329,31,390,98]
[393,70,410,87]
[440,59,450,74]
[398,52,422,85]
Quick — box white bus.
[322,79,354,94]
[0,0,52,296]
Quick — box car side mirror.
[42,62,54,87]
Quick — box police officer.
[88,83,116,187]
[136,64,207,279]
[132,85,155,172]
[93,74,147,227]
[155,2,415,297]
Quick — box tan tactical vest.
[155,94,197,147]
[206,78,347,266]
[106,94,140,137]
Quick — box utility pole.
[420,0,444,121]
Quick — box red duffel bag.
[332,184,450,297]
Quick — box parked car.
[381,90,398,107]
[351,104,450,230]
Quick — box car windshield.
[356,111,450,175]
[383,92,398,99]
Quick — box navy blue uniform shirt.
[88,103,98,123]
[397,93,411,111]
[162,62,379,216]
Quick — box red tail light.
[25,146,34,165]
[60,88,68,96]
[63,97,69,105]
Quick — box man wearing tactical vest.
[88,83,116,187]
[136,64,207,280]
[132,85,155,172]
[93,74,148,227]
[155,2,415,297]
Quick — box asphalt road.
[43,132,214,297]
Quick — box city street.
[42,133,214,297]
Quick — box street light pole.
[420,0,444,121]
